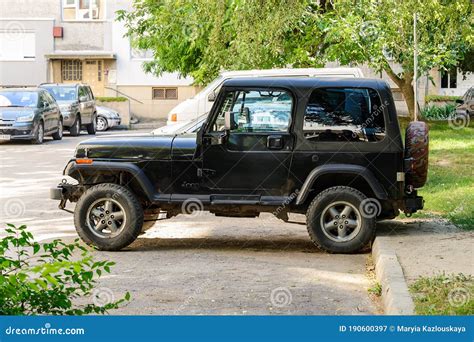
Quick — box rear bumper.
[403,195,424,215]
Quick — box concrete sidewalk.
[376,218,473,283]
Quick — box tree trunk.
[384,66,417,119]
[400,82,416,119]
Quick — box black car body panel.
[54,77,422,218]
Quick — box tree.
[116,0,306,85]
[117,0,473,118]
[302,0,473,118]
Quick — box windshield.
[191,76,224,100]
[0,91,38,107]
[42,86,77,101]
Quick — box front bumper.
[0,122,36,140]
[61,112,76,127]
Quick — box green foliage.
[96,97,128,102]
[410,273,474,315]
[425,95,462,103]
[421,104,456,120]
[117,0,472,118]
[368,282,382,297]
[0,224,130,315]
[116,0,308,85]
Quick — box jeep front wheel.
[306,186,376,253]
[74,183,144,251]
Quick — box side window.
[86,86,94,100]
[78,86,87,99]
[44,92,56,106]
[303,87,385,142]
[210,89,292,133]
[38,92,48,108]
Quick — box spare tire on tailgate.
[405,121,429,188]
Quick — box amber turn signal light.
[170,113,177,122]
[76,158,93,164]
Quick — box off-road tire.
[405,121,429,188]
[31,121,44,144]
[306,186,376,253]
[74,183,144,251]
[52,119,63,140]
[86,114,97,135]
[69,115,81,136]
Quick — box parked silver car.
[40,83,97,136]
[96,105,122,131]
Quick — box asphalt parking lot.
[0,130,380,315]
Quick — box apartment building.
[0,0,197,120]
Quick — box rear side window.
[303,87,385,142]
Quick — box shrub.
[96,96,128,102]
[425,95,462,103]
[421,103,456,120]
[0,224,130,315]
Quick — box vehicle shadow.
[127,235,322,253]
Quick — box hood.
[75,133,176,160]
[0,107,36,120]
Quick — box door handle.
[267,135,284,150]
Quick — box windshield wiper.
[0,105,26,108]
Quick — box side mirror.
[208,91,216,102]
[79,96,88,102]
[455,99,464,104]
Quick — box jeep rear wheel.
[74,183,143,251]
[306,186,376,253]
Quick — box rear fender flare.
[295,164,388,205]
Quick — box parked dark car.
[0,88,63,144]
[40,83,97,136]
[456,87,473,118]
[51,77,429,253]
[96,106,121,131]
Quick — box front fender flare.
[295,164,388,205]
[64,160,155,201]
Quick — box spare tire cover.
[405,121,429,188]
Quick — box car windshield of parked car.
[0,91,38,108]
[42,86,77,101]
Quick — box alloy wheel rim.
[320,201,362,242]
[86,198,127,238]
[97,117,106,131]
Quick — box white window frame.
[62,0,106,22]
[440,68,458,89]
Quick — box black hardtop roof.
[222,77,386,89]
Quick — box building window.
[152,87,178,100]
[62,60,82,81]
[98,60,102,81]
[441,68,457,89]
[62,0,105,21]
[0,32,35,61]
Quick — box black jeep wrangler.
[51,77,428,253]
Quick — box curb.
[372,236,415,315]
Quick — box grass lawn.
[410,273,474,315]
[399,117,474,229]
